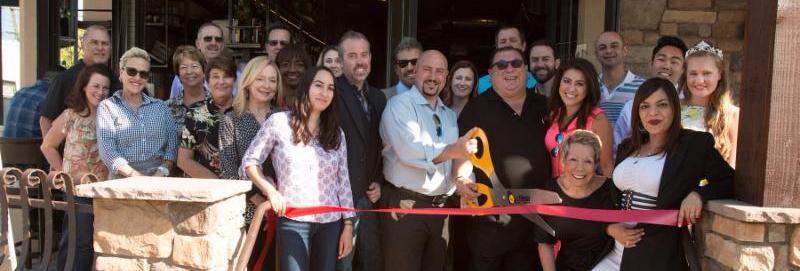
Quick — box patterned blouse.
[166,88,211,133]
[62,109,109,183]
[240,112,355,223]
[180,99,232,176]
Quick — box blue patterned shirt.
[97,91,178,174]
[3,80,49,138]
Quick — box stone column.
[76,177,251,271]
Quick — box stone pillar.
[76,177,251,271]
[699,200,800,271]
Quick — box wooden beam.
[736,0,800,207]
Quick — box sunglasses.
[202,36,223,43]
[396,59,418,68]
[124,67,150,80]
[432,114,442,138]
[550,132,564,157]
[268,40,289,47]
[491,59,525,70]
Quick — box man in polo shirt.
[595,31,645,125]
[613,36,688,149]
[454,46,551,271]
[477,25,537,94]
[380,50,478,271]
[381,37,422,99]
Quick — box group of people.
[18,19,739,271]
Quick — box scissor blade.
[507,188,562,205]
[523,213,556,236]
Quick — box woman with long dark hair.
[241,66,354,271]
[595,77,733,270]
[545,58,613,177]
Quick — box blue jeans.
[278,217,342,271]
[56,197,94,271]
[336,197,383,271]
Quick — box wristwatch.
[157,166,170,176]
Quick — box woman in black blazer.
[596,78,734,271]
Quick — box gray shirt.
[379,86,458,196]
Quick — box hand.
[451,129,479,160]
[266,190,286,217]
[607,223,644,248]
[455,176,480,202]
[678,191,703,227]
[128,170,143,177]
[366,182,381,203]
[151,170,166,177]
[338,223,354,259]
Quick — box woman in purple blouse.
[241,66,354,271]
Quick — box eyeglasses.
[491,59,525,70]
[202,36,223,43]
[268,40,289,47]
[550,132,564,157]
[396,59,418,68]
[124,67,150,80]
[432,114,442,138]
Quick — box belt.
[390,185,451,207]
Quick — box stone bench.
[76,177,251,271]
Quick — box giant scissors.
[464,128,561,236]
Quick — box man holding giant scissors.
[454,46,554,271]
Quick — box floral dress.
[180,99,232,176]
[62,109,108,183]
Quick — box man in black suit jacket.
[334,30,387,271]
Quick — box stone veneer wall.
[619,0,746,101]
[699,200,800,271]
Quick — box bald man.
[379,50,478,271]
[595,31,645,125]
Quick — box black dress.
[534,178,617,271]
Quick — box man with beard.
[477,25,537,94]
[595,31,645,125]
[40,25,114,136]
[335,30,386,271]
[380,50,478,271]
[613,35,687,149]
[169,22,237,98]
[528,39,560,97]
[453,46,550,271]
[381,37,422,99]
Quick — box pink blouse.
[240,112,355,223]
[544,107,604,177]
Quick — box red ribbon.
[284,204,680,226]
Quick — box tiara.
[686,41,723,60]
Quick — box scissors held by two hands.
[463,128,562,236]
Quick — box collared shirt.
[598,70,646,125]
[477,71,537,94]
[165,88,212,133]
[180,98,233,176]
[394,81,413,96]
[380,86,459,196]
[240,112,355,223]
[97,91,178,174]
[3,80,49,138]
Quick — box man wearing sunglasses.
[454,46,551,271]
[266,23,292,63]
[380,50,479,271]
[40,25,116,137]
[381,37,422,99]
[170,22,241,99]
[476,25,537,94]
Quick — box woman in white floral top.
[680,41,739,167]
[242,66,354,271]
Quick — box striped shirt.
[97,91,178,174]
[598,71,645,124]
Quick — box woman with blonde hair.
[680,41,739,167]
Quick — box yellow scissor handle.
[468,128,494,177]
[465,183,494,208]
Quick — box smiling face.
[195,26,224,59]
[120,57,150,95]
[450,67,475,98]
[82,28,111,65]
[308,70,336,114]
[394,48,421,87]
[651,45,685,86]
[529,45,559,84]
[415,51,449,98]
[208,68,235,104]
[249,65,279,104]
[638,88,673,136]
[685,55,722,104]
[279,57,307,90]
[321,49,343,77]
[559,69,588,110]
[178,57,205,88]
[341,38,372,87]
[489,49,528,96]
[595,32,627,68]
[562,143,596,184]
[85,73,111,108]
